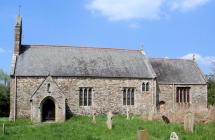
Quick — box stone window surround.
[176,87,191,104]
[79,87,93,106]
[123,87,135,106]
[47,83,51,93]
[142,82,150,92]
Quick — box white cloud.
[181,53,215,74]
[86,0,165,21]
[170,0,209,11]
[181,53,215,65]
[86,0,209,21]
[128,23,142,29]
[0,48,6,53]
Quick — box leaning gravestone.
[162,115,170,124]
[184,111,194,133]
[137,128,149,140]
[106,111,113,130]
[170,132,179,140]
[126,108,130,120]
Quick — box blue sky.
[0,0,214,74]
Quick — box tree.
[0,69,9,117]
[208,79,215,105]
[213,62,215,76]
[0,84,9,117]
[208,62,215,105]
[0,69,9,86]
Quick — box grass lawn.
[0,116,214,140]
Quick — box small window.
[176,87,190,103]
[88,88,92,106]
[84,89,87,106]
[123,87,135,105]
[79,88,83,106]
[146,82,150,91]
[47,83,51,93]
[142,82,150,92]
[123,89,126,105]
[131,88,134,105]
[142,83,146,91]
[79,87,92,106]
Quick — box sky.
[0,0,214,74]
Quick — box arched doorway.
[41,98,55,122]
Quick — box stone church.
[10,16,208,123]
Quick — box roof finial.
[140,43,146,55]
[141,43,144,50]
[193,54,196,61]
[18,5,21,16]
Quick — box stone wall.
[158,84,207,111]
[156,83,208,122]
[31,76,65,123]
[10,76,208,122]
[10,76,157,121]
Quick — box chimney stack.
[14,16,22,55]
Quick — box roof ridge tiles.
[22,44,141,52]
[150,58,193,61]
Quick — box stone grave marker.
[170,132,179,140]
[126,108,130,120]
[184,111,194,133]
[2,123,5,135]
[106,111,113,130]
[148,105,155,121]
[92,112,96,124]
[137,128,149,140]
[147,111,153,121]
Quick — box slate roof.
[150,58,207,84]
[14,45,156,78]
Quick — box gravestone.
[92,112,96,124]
[148,105,156,121]
[126,108,130,120]
[184,111,194,133]
[106,111,113,130]
[162,115,170,124]
[137,129,149,140]
[170,132,179,140]
[148,110,153,121]
[2,123,5,135]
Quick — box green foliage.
[0,69,9,86]
[0,116,215,140]
[208,79,215,105]
[0,69,9,117]
[0,85,9,117]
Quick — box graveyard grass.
[0,116,215,140]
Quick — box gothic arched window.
[146,82,150,91]
[142,82,146,91]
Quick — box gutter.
[158,82,207,85]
